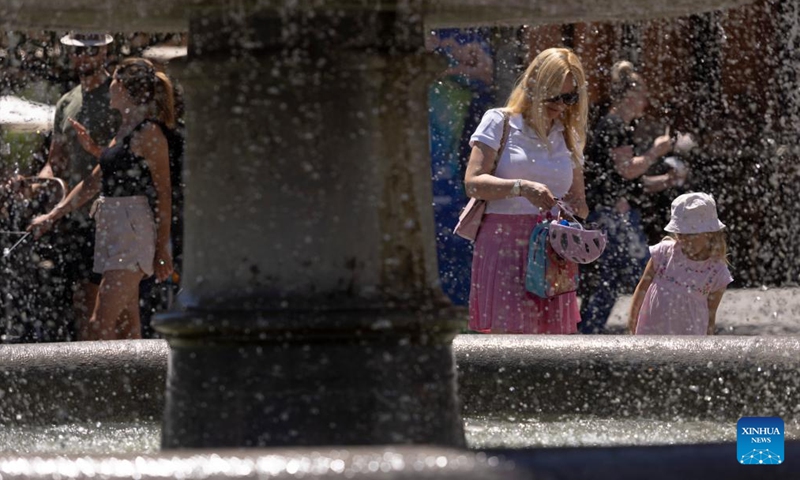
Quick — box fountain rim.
[153,307,466,343]
[0,0,759,33]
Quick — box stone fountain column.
[153,6,465,448]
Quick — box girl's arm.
[706,288,726,335]
[131,123,173,282]
[465,142,557,210]
[28,164,103,238]
[562,166,589,219]
[628,258,656,334]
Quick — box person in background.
[426,29,495,306]
[30,58,174,340]
[629,192,732,335]
[464,47,589,334]
[579,60,690,333]
[31,32,121,340]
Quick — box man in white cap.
[36,31,121,340]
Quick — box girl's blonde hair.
[668,231,729,263]
[505,47,588,168]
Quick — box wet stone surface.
[3,414,800,454]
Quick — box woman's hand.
[519,180,557,211]
[28,212,57,239]
[68,118,102,158]
[652,133,673,158]
[154,247,174,283]
[666,165,689,187]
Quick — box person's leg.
[578,209,626,333]
[580,209,652,333]
[60,220,99,341]
[73,280,99,341]
[117,304,142,340]
[89,269,143,340]
[579,253,623,333]
[626,208,651,280]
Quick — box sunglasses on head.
[544,91,579,106]
[72,46,100,57]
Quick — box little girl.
[629,192,733,335]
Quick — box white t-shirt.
[469,108,581,215]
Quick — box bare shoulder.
[136,121,168,140]
[131,122,168,152]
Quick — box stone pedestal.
[154,7,465,448]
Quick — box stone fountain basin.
[0,336,797,426]
[456,335,800,421]
[1,337,799,479]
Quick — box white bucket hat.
[60,32,114,47]
[664,192,726,234]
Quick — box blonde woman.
[464,47,589,334]
[30,58,175,340]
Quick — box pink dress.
[469,214,581,334]
[635,239,733,335]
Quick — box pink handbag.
[453,112,511,241]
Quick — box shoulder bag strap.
[487,111,511,176]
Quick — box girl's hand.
[154,248,174,283]
[68,118,102,158]
[519,180,557,211]
[28,212,56,239]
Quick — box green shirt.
[52,78,121,189]
[52,78,121,224]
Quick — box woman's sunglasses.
[544,92,579,106]
[71,46,101,57]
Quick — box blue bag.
[525,219,579,298]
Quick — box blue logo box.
[737,417,784,465]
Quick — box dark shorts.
[57,216,102,286]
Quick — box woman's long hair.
[114,57,176,129]
[505,47,588,168]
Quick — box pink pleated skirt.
[469,214,581,334]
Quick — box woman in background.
[30,58,174,340]
[579,60,689,334]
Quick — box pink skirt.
[469,214,580,334]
